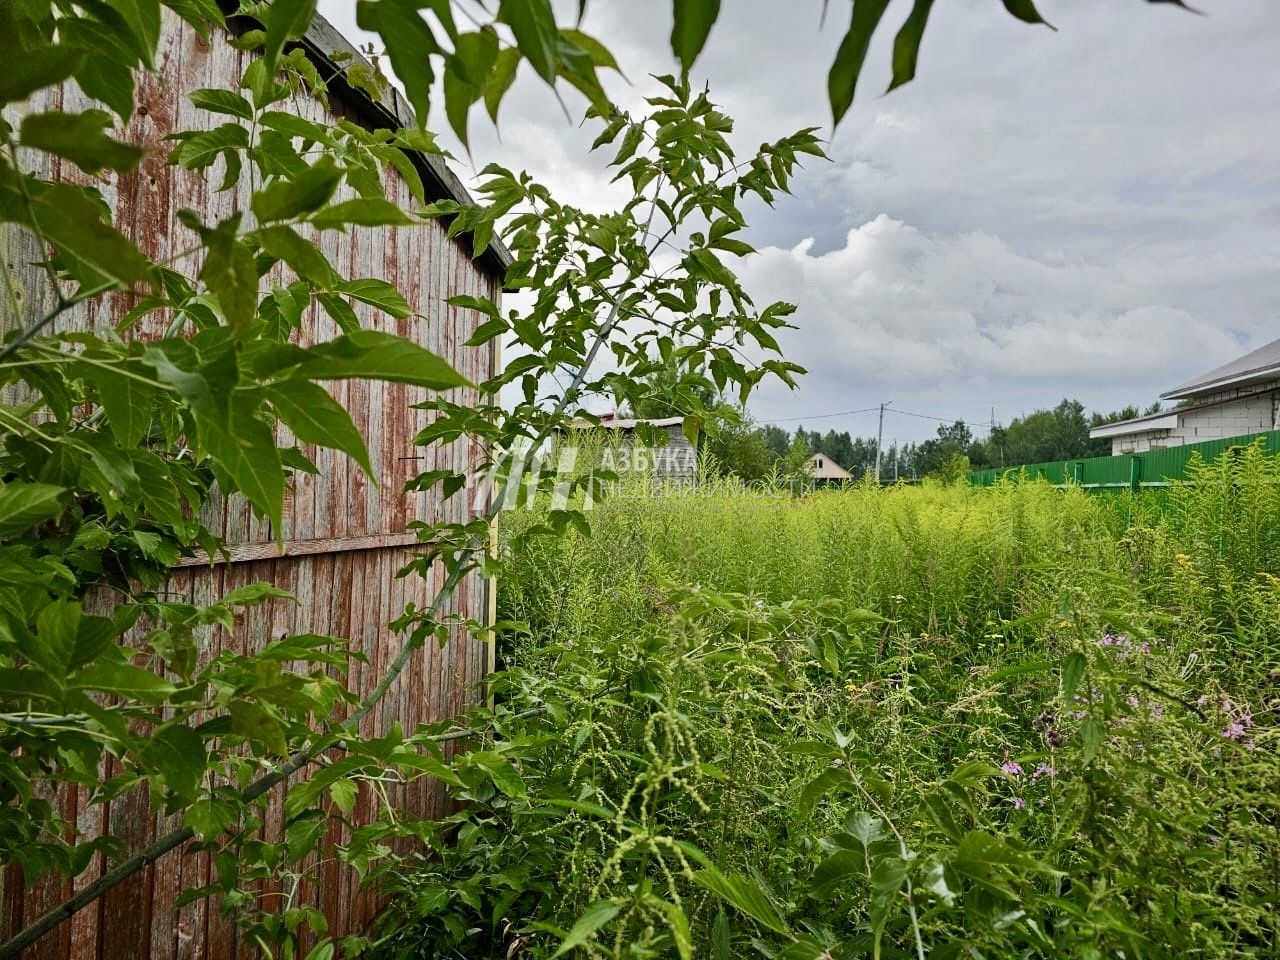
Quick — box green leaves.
[332,279,412,319]
[0,176,152,285]
[113,0,162,68]
[202,403,285,532]
[252,158,342,223]
[499,0,558,85]
[19,111,143,174]
[169,122,249,171]
[310,198,413,230]
[356,0,440,124]
[1001,0,1056,29]
[887,0,936,92]
[671,0,720,75]
[256,225,336,286]
[281,331,469,391]
[72,662,177,700]
[140,724,206,801]
[200,230,258,330]
[0,45,84,106]
[268,379,374,477]
[552,900,619,957]
[693,867,790,936]
[828,0,893,126]
[443,27,500,148]
[91,366,155,448]
[263,0,317,78]
[468,751,526,796]
[0,482,67,538]
[189,88,254,121]
[1061,650,1086,706]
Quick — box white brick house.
[1090,338,1280,455]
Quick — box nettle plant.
[0,0,1200,955]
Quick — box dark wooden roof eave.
[290,13,516,281]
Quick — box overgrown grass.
[375,446,1279,960]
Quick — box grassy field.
[379,447,1279,959]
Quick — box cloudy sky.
[321,0,1279,443]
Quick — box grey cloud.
[316,0,1279,441]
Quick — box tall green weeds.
[373,453,1278,960]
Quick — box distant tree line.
[704,398,1162,482]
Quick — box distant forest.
[707,398,1162,481]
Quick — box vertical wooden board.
[20,872,71,960]
[9,783,75,960]
[68,782,105,957]
[147,810,185,960]
[0,867,20,948]
[99,773,153,960]
[201,565,236,960]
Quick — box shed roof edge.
[299,13,515,277]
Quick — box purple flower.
[1012,797,1026,810]
[1001,762,1024,776]
[1221,722,1246,741]
[1031,763,1056,783]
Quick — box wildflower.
[1127,695,1141,710]
[1031,763,1056,783]
[1012,797,1026,810]
[1001,762,1023,776]
[1220,722,1246,741]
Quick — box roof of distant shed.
[300,13,513,277]
[1161,336,1280,400]
[570,414,685,430]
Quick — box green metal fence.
[968,429,1280,490]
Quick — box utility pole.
[874,401,891,483]
[892,438,899,481]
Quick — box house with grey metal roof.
[1090,338,1280,455]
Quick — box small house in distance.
[806,453,852,481]
[1091,338,1280,455]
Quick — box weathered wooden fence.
[1,10,505,958]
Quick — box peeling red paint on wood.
[1,9,500,957]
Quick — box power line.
[762,405,991,427]
[761,406,879,424]
[888,407,960,423]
